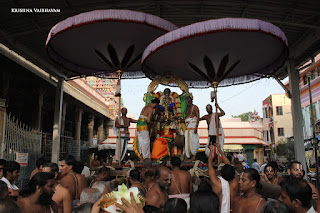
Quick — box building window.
[278,128,284,136]
[276,106,283,115]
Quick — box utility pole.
[307,76,319,187]
[288,59,307,174]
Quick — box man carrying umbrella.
[200,103,225,160]
[184,96,200,161]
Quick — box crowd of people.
[0,95,319,213]
[0,149,319,213]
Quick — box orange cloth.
[151,137,169,160]
[151,135,182,160]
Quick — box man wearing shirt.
[0,161,20,198]
[0,159,6,179]
[251,159,261,172]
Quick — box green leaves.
[94,44,142,71]
[188,54,240,85]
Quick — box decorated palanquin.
[133,72,192,162]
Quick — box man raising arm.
[208,143,239,213]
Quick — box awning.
[197,144,244,153]
[223,144,244,152]
[98,144,134,151]
[224,138,268,146]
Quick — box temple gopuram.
[84,76,123,119]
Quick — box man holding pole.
[114,107,137,162]
[200,103,225,159]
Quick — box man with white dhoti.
[200,104,225,159]
[114,108,137,162]
[184,96,200,161]
[136,98,160,160]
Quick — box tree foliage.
[276,138,295,161]
[232,110,260,122]
[232,112,251,121]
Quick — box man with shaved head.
[146,166,172,211]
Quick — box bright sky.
[121,77,288,119]
[120,53,320,120]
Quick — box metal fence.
[42,133,90,162]
[1,113,42,187]
[42,133,72,161]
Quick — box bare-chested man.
[17,172,58,213]
[89,166,111,187]
[59,156,87,209]
[232,168,265,213]
[90,155,100,168]
[146,166,171,211]
[184,96,200,161]
[143,170,155,193]
[30,157,47,179]
[200,103,225,159]
[73,161,88,201]
[43,162,72,213]
[114,107,137,162]
[208,143,239,213]
[129,169,146,197]
[168,156,192,209]
[260,163,284,185]
[137,98,160,161]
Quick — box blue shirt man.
[251,159,261,172]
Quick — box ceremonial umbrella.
[142,18,288,146]
[46,9,177,164]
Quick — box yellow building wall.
[272,94,293,145]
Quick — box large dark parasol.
[142,18,288,147]
[46,9,177,164]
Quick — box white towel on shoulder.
[219,176,230,213]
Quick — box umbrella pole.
[117,70,122,166]
[213,82,221,164]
